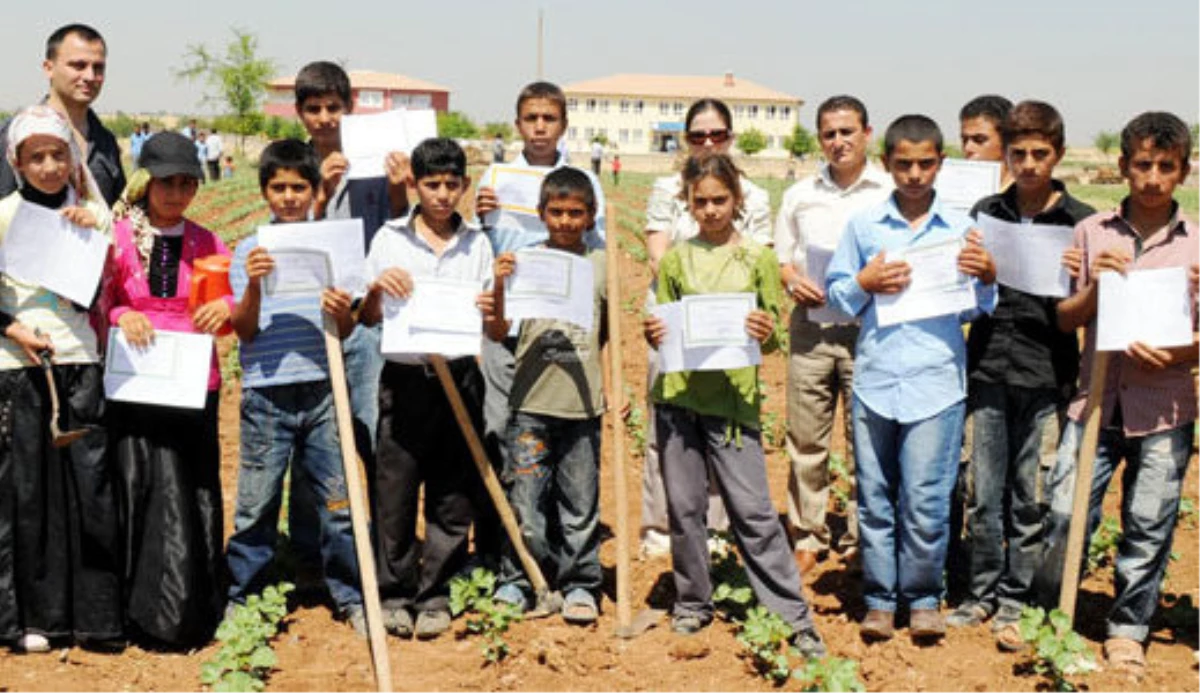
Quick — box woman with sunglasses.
[638,98,773,558]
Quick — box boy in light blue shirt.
[826,115,997,643]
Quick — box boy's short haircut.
[294,61,352,109]
[883,115,943,156]
[816,95,869,129]
[1002,100,1065,150]
[959,95,1013,125]
[258,139,321,191]
[515,81,567,119]
[411,137,467,180]
[538,167,596,216]
[1119,111,1192,162]
[46,23,105,59]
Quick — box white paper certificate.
[1096,267,1193,351]
[977,213,1074,298]
[482,166,552,235]
[505,248,594,332]
[265,248,333,296]
[341,109,438,180]
[936,159,1001,215]
[258,219,366,294]
[875,238,976,326]
[103,330,213,410]
[652,301,762,373]
[0,200,109,306]
[381,277,483,358]
[682,293,755,348]
[804,245,853,324]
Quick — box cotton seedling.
[1086,516,1121,574]
[1017,606,1096,692]
[199,582,293,692]
[793,656,866,692]
[449,568,523,664]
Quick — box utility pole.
[537,9,544,79]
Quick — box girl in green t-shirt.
[642,153,824,655]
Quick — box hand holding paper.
[857,252,911,295]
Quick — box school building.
[562,73,803,158]
[263,70,451,117]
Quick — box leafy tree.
[175,27,275,151]
[480,122,514,142]
[1094,130,1119,160]
[736,128,768,156]
[782,124,819,159]
[592,133,610,147]
[437,111,479,139]
[101,111,140,138]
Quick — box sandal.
[994,622,1027,652]
[561,589,598,625]
[1104,637,1146,678]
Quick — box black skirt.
[111,392,225,648]
[0,364,122,643]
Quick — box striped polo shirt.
[231,235,328,388]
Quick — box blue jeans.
[1041,419,1195,641]
[965,382,1059,611]
[226,383,363,611]
[853,397,965,612]
[290,324,382,567]
[499,412,601,597]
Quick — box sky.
[1,0,1197,146]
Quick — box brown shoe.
[860,609,894,641]
[910,608,946,640]
[795,550,820,574]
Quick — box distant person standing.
[492,133,506,163]
[180,119,197,141]
[0,23,126,206]
[590,138,603,175]
[612,154,621,186]
[194,131,208,184]
[205,129,223,182]
[130,122,151,168]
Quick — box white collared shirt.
[773,163,893,275]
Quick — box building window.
[673,102,684,116]
[585,127,595,140]
[568,127,578,141]
[766,105,777,120]
[620,100,630,114]
[600,99,610,113]
[748,104,759,119]
[391,93,431,109]
[567,98,578,112]
[357,90,384,108]
[599,128,608,138]
[586,99,597,112]
[619,128,629,143]
[633,129,643,142]
[734,104,745,118]
[781,106,792,120]
[634,100,644,114]
[766,136,775,148]
[659,101,670,115]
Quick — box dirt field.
[1,172,1197,692]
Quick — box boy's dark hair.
[816,95,869,129]
[411,137,467,179]
[959,95,1013,125]
[46,24,105,60]
[883,115,943,157]
[1002,100,1065,150]
[678,152,745,221]
[294,61,352,109]
[1120,111,1192,162]
[538,167,596,216]
[516,81,567,119]
[685,99,733,131]
[258,139,320,192]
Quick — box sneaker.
[414,609,451,640]
[18,633,50,653]
[342,606,368,639]
[493,583,529,613]
[671,614,706,635]
[639,529,671,559]
[791,628,827,660]
[947,601,990,628]
[383,605,414,638]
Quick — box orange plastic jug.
[189,254,234,336]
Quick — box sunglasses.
[685,128,731,146]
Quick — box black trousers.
[373,359,490,613]
[0,364,121,643]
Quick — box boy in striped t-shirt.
[225,139,365,634]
